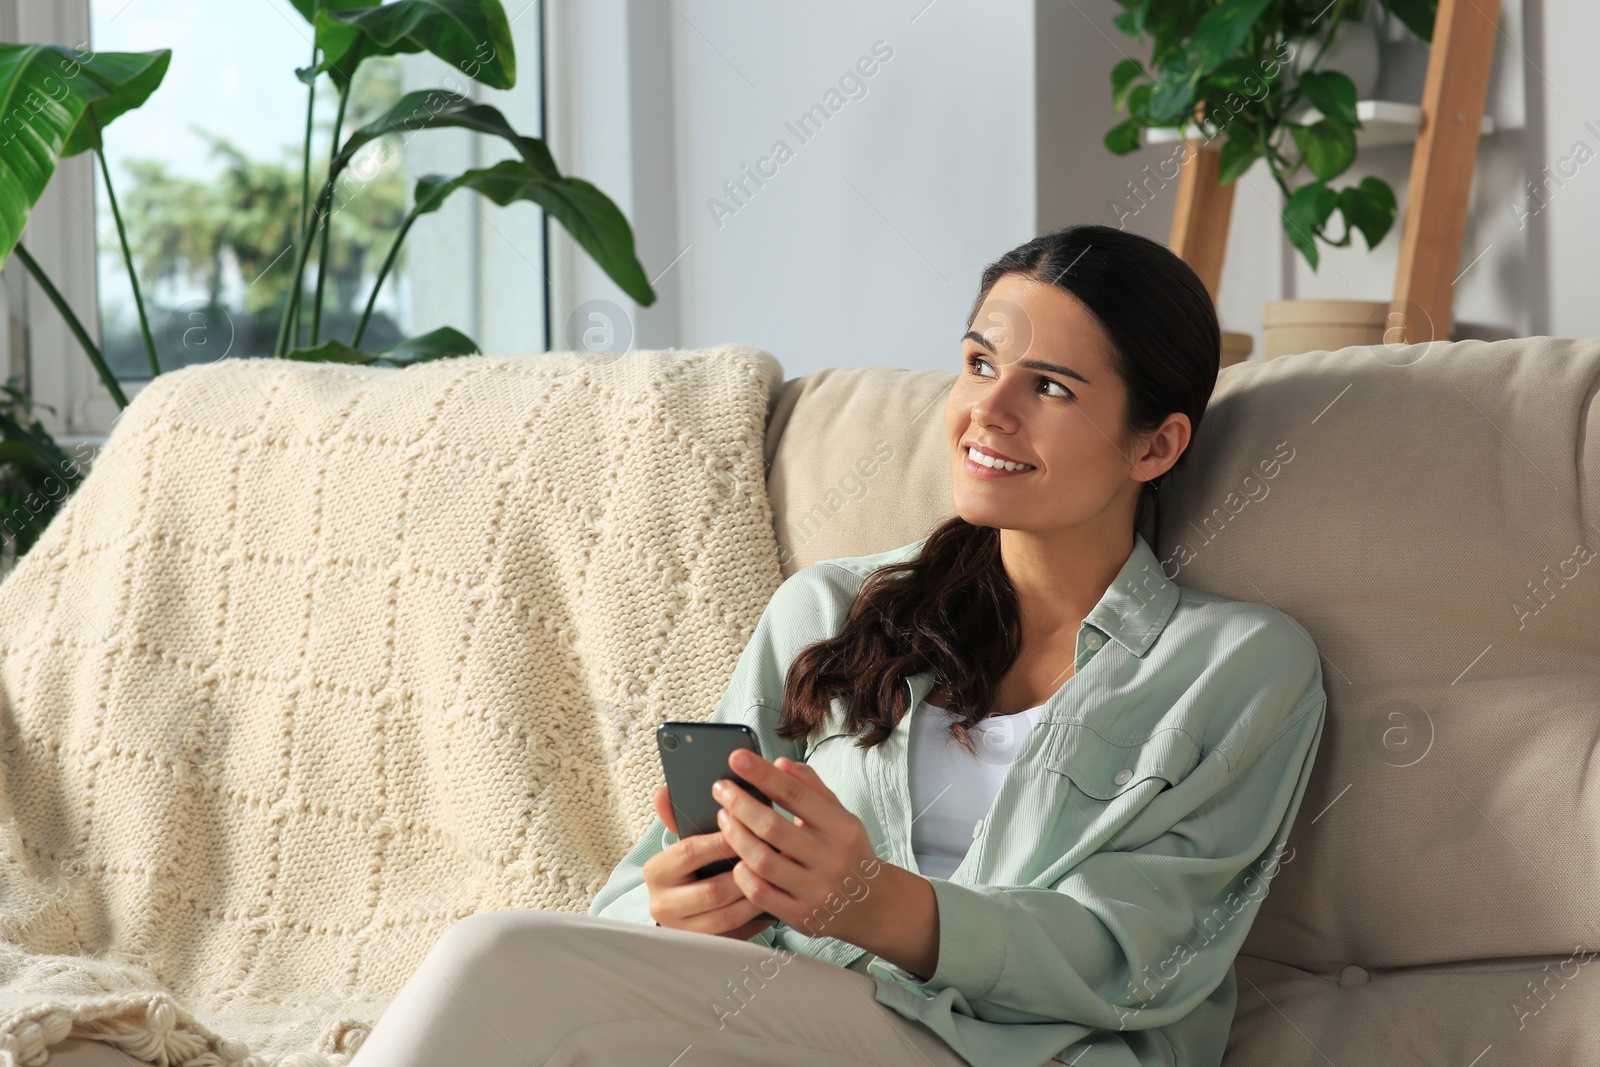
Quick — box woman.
[348,224,1327,1067]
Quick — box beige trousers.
[346,910,974,1067]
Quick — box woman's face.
[945,271,1188,537]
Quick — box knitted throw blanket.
[0,346,784,1066]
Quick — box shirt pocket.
[1016,726,1204,882]
[1041,724,1200,800]
[798,695,855,765]
[800,728,861,792]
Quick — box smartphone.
[657,722,774,881]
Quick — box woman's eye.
[967,353,1075,400]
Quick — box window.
[1,0,549,442]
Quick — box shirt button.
[1113,768,1133,785]
[972,818,984,838]
[1084,632,1104,651]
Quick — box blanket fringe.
[0,993,358,1067]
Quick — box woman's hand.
[642,784,777,942]
[710,749,903,950]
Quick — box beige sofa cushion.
[764,365,957,576]
[765,336,1600,1062]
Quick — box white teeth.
[967,446,1034,472]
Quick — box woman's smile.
[962,444,1037,479]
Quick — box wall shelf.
[1144,99,1495,150]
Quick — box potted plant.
[0,0,655,567]
[1103,0,1439,357]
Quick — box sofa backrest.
[764,336,1600,973]
[763,365,959,577]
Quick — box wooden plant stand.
[1165,0,1503,344]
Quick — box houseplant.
[1103,0,1437,270]
[0,376,86,572]
[0,0,654,563]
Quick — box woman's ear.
[1135,413,1191,483]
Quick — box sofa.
[19,333,1600,1065]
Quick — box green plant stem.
[353,208,419,349]
[275,181,333,357]
[13,243,128,409]
[309,82,350,347]
[292,61,318,350]
[278,36,321,359]
[96,148,159,378]
[1268,164,1296,202]
[298,37,318,251]
[274,233,302,357]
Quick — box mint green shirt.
[589,532,1327,1067]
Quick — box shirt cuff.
[885,878,1007,999]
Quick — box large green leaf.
[62,53,170,155]
[1104,117,1143,155]
[1126,83,1152,118]
[287,325,481,366]
[1282,181,1337,268]
[1186,0,1275,75]
[332,90,555,179]
[287,0,381,83]
[1290,118,1356,180]
[1204,56,1265,95]
[286,0,382,22]
[1217,135,1262,183]
[1297,70,1359,126]
[0,45,169,265]
[1146,57,1198,125]
[1110,57,1146,110]
[413,160,656,306]
[1338,176,1397,250]
[315,0,514,89]
[1147,0,1204,69]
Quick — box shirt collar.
[1082,531,1180,658]
[900,532,1179,714]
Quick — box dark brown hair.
[774,223,1220,753]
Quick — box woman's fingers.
[717,806,808,892]
[712,779,805,855]
[675,880,772,935]
[721,750,828,824]
[661,867,744,917]
[645,828,738,888]
[652,784,678,836]
[644,823,787,939]
[650,866,771,936]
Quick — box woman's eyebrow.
[962,330,1092,385]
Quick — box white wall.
[1539,1,1600,340]
[551,0,1036,378]
[552,0,1598,376]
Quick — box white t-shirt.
[907,698,1045,880]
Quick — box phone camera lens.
[661,734,680,751]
